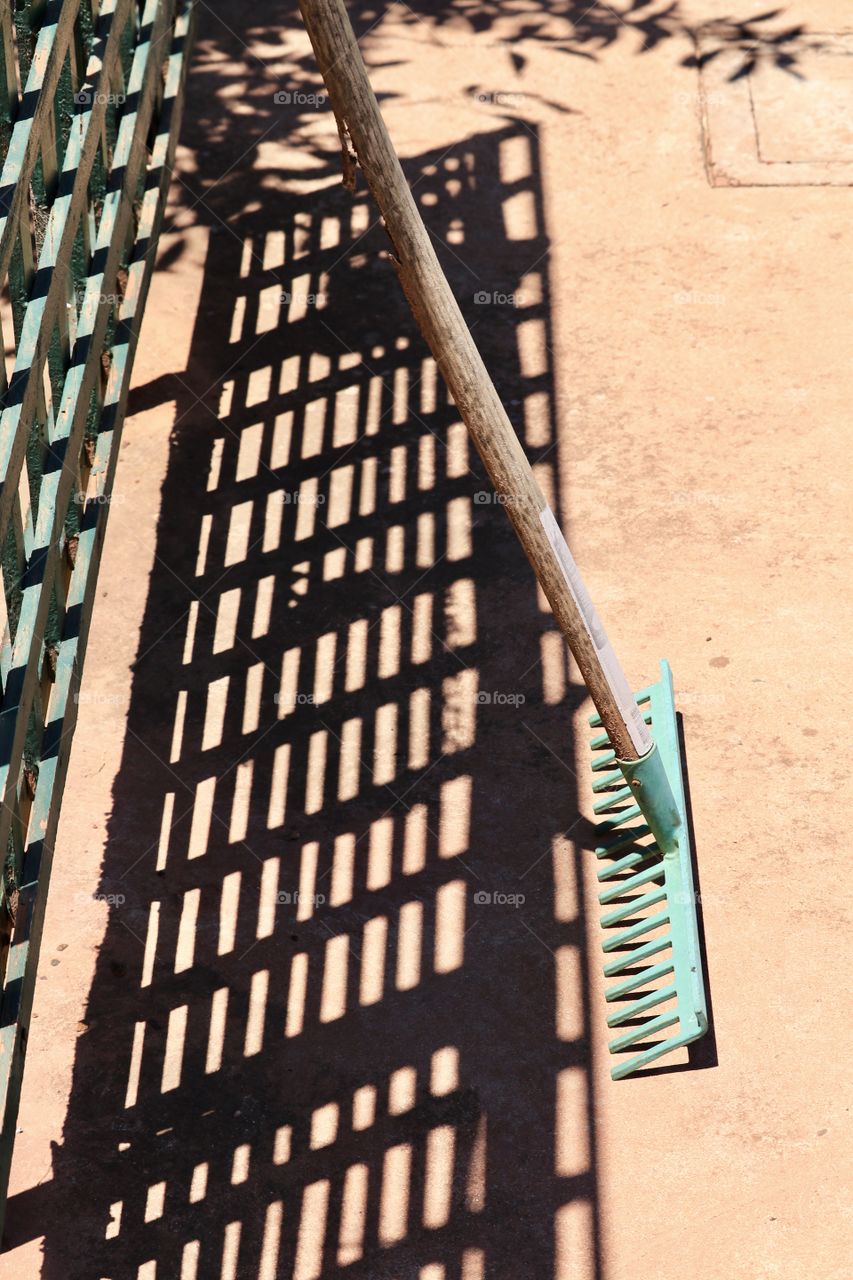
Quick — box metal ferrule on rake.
[617,741,681,854]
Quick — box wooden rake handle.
[297,0,650,762]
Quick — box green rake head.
[588,660,708,1080]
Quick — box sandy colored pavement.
[2,1,851,1277]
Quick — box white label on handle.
[539,506,651,756]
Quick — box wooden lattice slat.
[0,0,195,1225]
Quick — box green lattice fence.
[0,0,194,1223]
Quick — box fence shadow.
[26,46,603,1279]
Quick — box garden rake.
[298,0,709,1078]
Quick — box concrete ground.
[3,1,851,1277]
